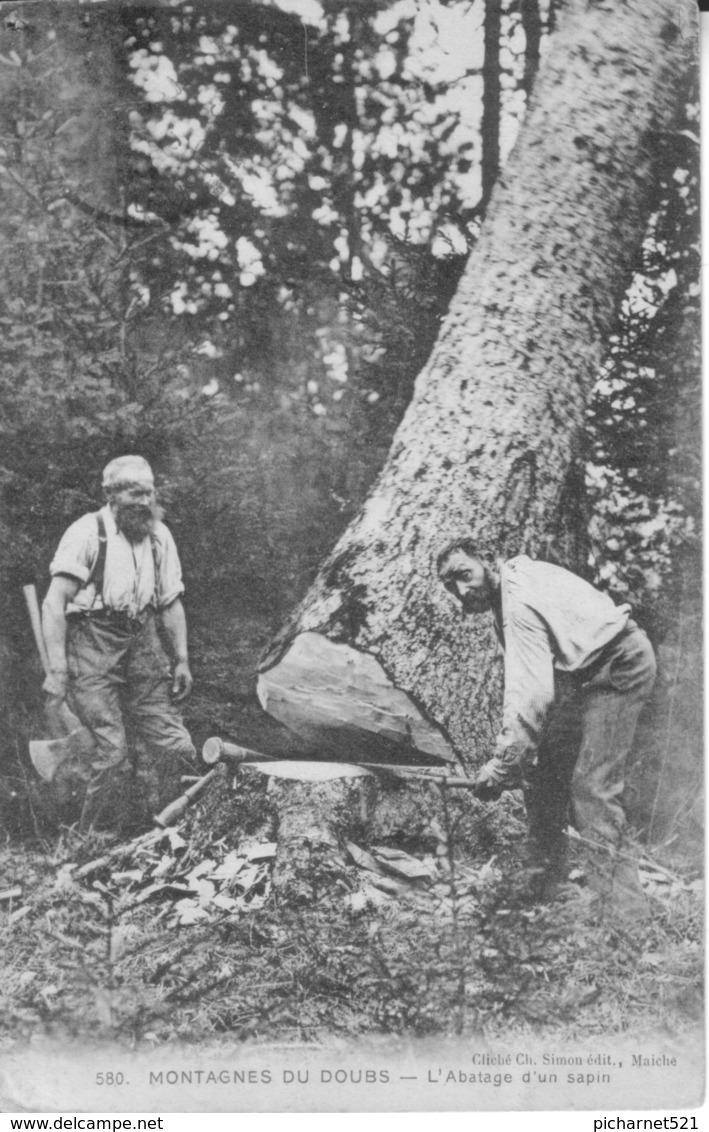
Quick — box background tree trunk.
[480,0,501,210]
[521,0,542,100]
[258,0,696,776]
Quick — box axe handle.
[153,768,217,828]
[409,774,476,788]
[23,585,50,675]
[202,737,277,766]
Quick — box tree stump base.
[181,760,511,907]
[266,773,378,901]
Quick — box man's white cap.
[102,455,154,490]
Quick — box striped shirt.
[493,556,630,771]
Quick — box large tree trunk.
[258,0,696,777]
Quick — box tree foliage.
[0,10,208,708]
[587,102,700,626]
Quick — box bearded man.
[42,455,196,833]
[437,540,656,923]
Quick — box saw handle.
[202,737,276,766]
[23,585,50,675]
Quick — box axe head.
[29,728,94,782]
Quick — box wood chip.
[368,874,408,895]
[246,843,277,861]
[371,847,435,880]
[134,882,192,905]
[346,842,384,874]
[210,851,247,881]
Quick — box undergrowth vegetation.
[0,778,701,1050]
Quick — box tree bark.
[258,0,697,776]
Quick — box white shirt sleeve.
[154,524,185,609]
[49,514,99,585]
[494,600,556,773]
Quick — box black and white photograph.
[0,0,702,1115]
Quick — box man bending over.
[437,540,656,923]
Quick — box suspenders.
[86,511,160,609]
[88,511,108,600]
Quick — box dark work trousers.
[66,610,196,832]
[522,622,656,901]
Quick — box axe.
[23,584,94,782]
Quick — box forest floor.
[0,769,702,1055]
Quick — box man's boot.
[607,850,650,925]
[518,832,568,902]
[583,841,650,927]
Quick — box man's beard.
[461,592,491,614]
[459,581,494,615]
[115,501,164,543]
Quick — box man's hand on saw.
[472,757,512,802]
[171,659,193,702]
